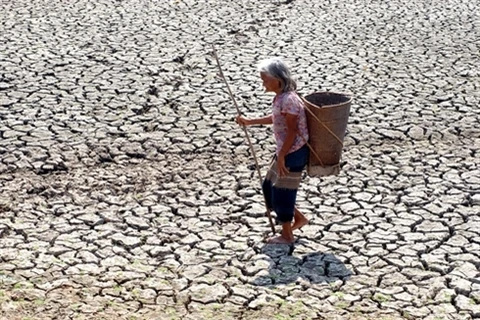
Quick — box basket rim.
[302,91,353,109]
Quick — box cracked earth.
[0,0,479,319]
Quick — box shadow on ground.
[249,242,352,287]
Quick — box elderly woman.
[237,58,310,244]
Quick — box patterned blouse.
[272,91,309,156]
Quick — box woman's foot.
[292,208,309,230]
[266,235,294,244]
[292,217,309,231]
[267,222,294,244]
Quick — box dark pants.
[262,144,309,223]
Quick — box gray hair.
[257,58,297,93]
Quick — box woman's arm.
[277,113,298,177]
[236,114,273,126]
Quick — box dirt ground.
[1,0,479,319]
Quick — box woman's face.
[260,72,281,93]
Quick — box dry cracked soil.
[0,0,479,319]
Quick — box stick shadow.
[250,242,352,287]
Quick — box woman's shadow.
[248,242,352,287]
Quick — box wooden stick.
[211,45,276,235]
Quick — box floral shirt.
[272,91,309,156]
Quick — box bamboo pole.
[211,45,276,235]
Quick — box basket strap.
[298,132,325,168]
[291,92,326,168]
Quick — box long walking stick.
[211,45,276,235]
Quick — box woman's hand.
[236,115,251,126]
[277,156,289,177]
[236,114,273,126]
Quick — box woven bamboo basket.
[302,92,352,177]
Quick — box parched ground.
[1,0,479,319]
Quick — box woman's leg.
[268,222,294,244]
[284,145,309,231]
[292,207,309,230]
[267,146,309,244]
[267,189,296,244]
